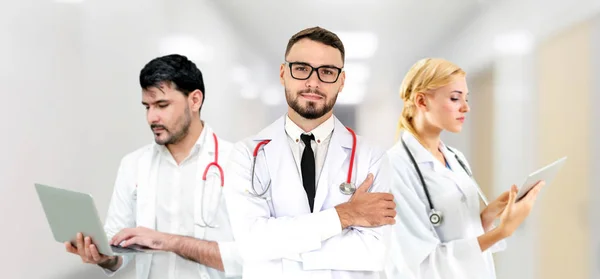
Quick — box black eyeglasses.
[285,61,343,83]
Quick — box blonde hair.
[397,58,466,139]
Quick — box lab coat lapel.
[402,132,469,198]
[253,116,311,214]
[313,116,352,212]
[254,117,285,193]
[426,141,472,197]
[440,146,473,198]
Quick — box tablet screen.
[517,157,567,201]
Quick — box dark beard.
[285,88,337,119]
[150,107,192,145]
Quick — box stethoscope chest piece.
[429,209,443,227]
[339,182,356,195]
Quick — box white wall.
[0,0,269,278]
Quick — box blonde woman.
[385,58,544,279]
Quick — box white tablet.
[516,156,567,201]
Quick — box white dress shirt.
[150,137,204,279]
[284,114,335,187]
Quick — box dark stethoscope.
[401,138,489,227]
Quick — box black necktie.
[300,133,316,212]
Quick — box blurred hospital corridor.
[1,0,600,278]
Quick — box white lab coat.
[384,132,506,279]
[102,124,243,279]
[224,115,393,279]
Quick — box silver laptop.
[34,183,153,256]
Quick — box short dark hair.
[285,26,345,63]
[139,54,205,106]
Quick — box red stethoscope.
[198,133,224,228]
[248,127,358,198]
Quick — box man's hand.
[65,232,120,271]
[110,227,174,251]
[111,227,226,272]
[335,173,396,229]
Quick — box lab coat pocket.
[432,190,467,241]
[323,169,353,209]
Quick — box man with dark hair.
[65,54,242,279]
[225,27,396,278]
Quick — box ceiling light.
[158,35,213,62]
[261,85,283,106]
[334,32,378,59]
[337,83,366,105]
[343,63,370,83]
[239,84,259,100]
[232,65,250,84]
[493,30,533,55]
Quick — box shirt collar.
[401,131,446,164]
[284,114,334,144]
[402,131,458,173]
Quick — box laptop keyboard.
[111,245,140,253]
